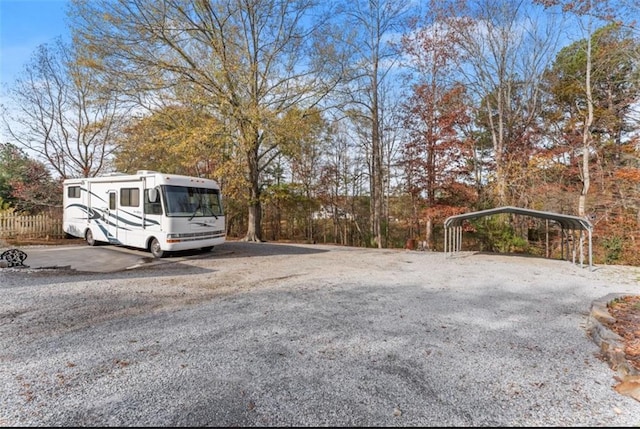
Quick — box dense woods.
[1,0,639,265]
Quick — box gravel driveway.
[1,241,640,426]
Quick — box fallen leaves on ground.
[606,295,640,373]
[605,295,640,403]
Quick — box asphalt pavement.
[2,243,173,273]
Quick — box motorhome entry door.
[106,191,119,242]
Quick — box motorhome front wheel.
[150,238,164,258]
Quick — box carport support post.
[453,226,458,252]
[452,226,457,252]
[589,228,593,271]
[445,225,462,254]
[545,220,549,259]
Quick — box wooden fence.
[0,211,65,239]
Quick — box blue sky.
[0,0,70,86]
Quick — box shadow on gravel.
[59,240,331,260]
[208,240,331,259]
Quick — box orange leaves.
[614,168,640,183]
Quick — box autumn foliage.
[2,0,640,265]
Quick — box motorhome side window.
[67,186,81,198]
[120,188,140,207]
[144,188,163,215]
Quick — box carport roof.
[444,206,592,231]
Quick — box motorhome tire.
[150,238,164,258]
[86,229,97,246]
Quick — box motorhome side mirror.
[148,187,159,202]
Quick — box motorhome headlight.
[166,233,186,243]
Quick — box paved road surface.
[10,243,194,272]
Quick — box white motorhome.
[63,171,225,257]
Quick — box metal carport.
[443,206,593,270]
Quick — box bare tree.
[1,38,124,178]
[70,0,348,242]
[536,0,639,217]
[342,0,409,248]
[451,0,561,206]
[400,0,475,247]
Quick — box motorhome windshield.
[162,185,223,218]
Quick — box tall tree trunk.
[486,93,506,206]
[244,143,263,242]
[372,81,383,249]
[579,26,594,218]
[426,216,433,250]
